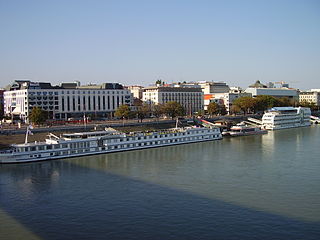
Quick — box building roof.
[249,80,267,88]
[143,86,202,92]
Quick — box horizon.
[1,0,319,91]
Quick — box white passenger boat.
[228,125,267,137]
[0,126,222,164]
[262,107,311,130]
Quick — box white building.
[244,87,298,99]
[299,91,320,106]
[142,86,203,114]
[4,80,132,121]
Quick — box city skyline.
[0,0,319,90]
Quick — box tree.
[114,105,132,119]
[29,107,48,125]
[162,101,185,119]
[299,100,318,111]
[218,104,227,115]
[155,79,162,85]
[136,103,150,122]
[207,102,219,117]
[233,96,256,115]
[278,97,296,107]
[230,105,241,115]
[152,104,163,121]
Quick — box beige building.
[299,91,320,106]
[127,85,143,99]
[142,86,203,114]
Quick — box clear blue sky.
[0,0,319,90]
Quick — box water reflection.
[68,128,320,222]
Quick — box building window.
[67,96,70,111]
[62,97,65,111]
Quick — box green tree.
[136,103,150,122]
[299,100,318,111]
[114,105,132,119]
[218,104,227,115]
[162,101,185,119]
[29,107,48,125]
[253,95,280,113]
[155,79,162,85]
[278,97,296,107]
[233,96,256,115]
[207,102,219,117]
[230,105,241,115]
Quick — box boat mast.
[25,126,29,144]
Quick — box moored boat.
[228,125,267,137]
[0,126,222,164]
[262,107,311,130]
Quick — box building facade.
[127,85,144,99]
[299,91,320,106]
[245,87,298,99]
[4,80,132,122]
[142,86,203,114]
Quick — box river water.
[0,126,320,240]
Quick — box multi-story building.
[4,80,132,122]
[245,87,298,100]
[127,85,144,99]
[245,80,299,99]
[142,86,203,115]
[299,91,320,106]
[198,81,230,94]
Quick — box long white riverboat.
[0,127,222,164]
[262,107,311,130]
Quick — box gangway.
[196,119,220,129]
[247,117,262,125]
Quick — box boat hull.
[0,136,222,164]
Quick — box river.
[0,126,319,239]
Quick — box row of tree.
[115,101,185,122]
[231,95,319,114]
